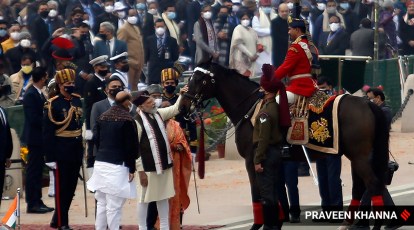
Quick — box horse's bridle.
[183,66,216,110]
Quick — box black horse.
[179,61,390,229]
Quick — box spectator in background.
[271,3,289,68]
[229,12,259,77]
[93,21,127,60]
[29,2,51,52]
[113,2,127,32]
[66,8,85,28]
[1,22,21,54]
[0,62,13,107]
[0,105,12,207]
[145,19,179,84]
[73,22,94,96]
[10,55,34,105]
[185,0,202,64]
[398,0,414,55]
[46,1,66,34]
[338,0,360,35]
[350,18,374,57]
[110,52,130,90]
[4,31,37,75]
[349,0,370,22]
[313,0,345,46]
[161,2,181,49]
[117,8,145,91]
[141,1,158,42]
[318,15,349,55]
[300,1,313,34]
[0,20,9,44]
[193,5,219,65]
[93,0,118,35]
[214,5,232,66]
[367,88,392,129]
[380,0,400,58]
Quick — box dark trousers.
[0,162,5,206]
[51,161,81,227]
[147,201,158,228]
[316,155,343,211]
[86,140,95,168]
[256,145,281,227]
[25,145,45,208]
[278,161,300,218]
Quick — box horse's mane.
[208,62,259,87]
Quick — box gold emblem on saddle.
[309,118,331,144]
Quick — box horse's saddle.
[287,91,345,154]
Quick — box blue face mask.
[0,29,6,37]
[262,7,272,14]
[167,12,176,20]
[340,3,349,10]
[136,3,146,10]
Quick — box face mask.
[81,34,89,41]
[121,64,130,72]
[232,5,240,12]
[155,27,165,36]
[117,11,126,19]
[98,69,109,76]
[241,19,250,27]
[287,2,294,9]
[154,98,162,108]
[21,65,33,74]
[340,2,349,10]
[64,85,75,94]
[326,6,337,14]
[48,9,57,17]
[136,3,146,10]
[148,8,158,15]
[105,5,114,13]
[20,39,31,48]
[165,85,176,94]
[202,11,212,20]
[40,10,49,18]
[218,13,228,21]
[262,6,272,14]
[127,16,138,24]
[98,33,107,40]
[10,32,20,41]
[258,91,265,99]
[109,87,123,98]
[301,11,310,17]
[167,12,176,19]
[317,3,326,11]
[329,22,340,32]
[0,29,6,37]
[74,17,82,24]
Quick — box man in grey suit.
[350,18,374,57]
[93,22,128,60]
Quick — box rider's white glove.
[46,162,57,169]
[84,130,93,140]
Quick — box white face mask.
[329,22,340,32]
[10,32,20,41]
[20,39,31,48]
[202,11,212,20]
[105,5,114,13]
[49,9,57,17]
[155,27,165,36]
[117,11,126,19]
[241,19,250,27]
[317,3,326,11]
[154,98,162,108]
[127,16,138,24]
[148,8,158,15]
[287,2,294,9]
[232,5,240,12]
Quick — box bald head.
[115,91,132,109]
[278,3,289,19]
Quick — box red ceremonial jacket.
[274,36,316,97]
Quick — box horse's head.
[179,61,218,117]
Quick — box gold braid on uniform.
[46,96,81,134]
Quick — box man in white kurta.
[132,86,187,230]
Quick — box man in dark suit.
[22,67,54,214]
[93,21,127,67]
[318,15,349,55]
[93,0,118,35]
[145,19,179,84]
[29,2,51,56]
[83,55,110,171]
[0,105,12,207]
[271,3,289,68]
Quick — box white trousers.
[95,190,126,230]
[276,91,298,104]
[137,199,169,230]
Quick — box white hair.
[100,22,115,35]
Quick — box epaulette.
[44,95,59,109]
[289,47,298,53]
[48,95,59,103]
[71,93,81,98]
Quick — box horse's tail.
[368,102,390,184]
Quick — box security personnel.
[109,52,130,91]
[43,69,83,230]
[253,73,288,230]
[269,18,317,104]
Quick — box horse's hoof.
[249,224,263,230]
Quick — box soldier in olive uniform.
[253,73,289,230]
[43,69,83,230]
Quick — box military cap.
[90,55,109,66]
[288,18,306,28]
[55,69,76,84]
[52,48,73,60]
[109,52,128,63]
[114,2,127,11]
[161,68,180,83]
[132,90,151,106]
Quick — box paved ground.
[1,120,414,229]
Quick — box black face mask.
[98,33,107,40]
[64,85,75,94]
[74,18,82,24]
[109,87,124,98]
[165,85,176,94]
[301,11,310,17]
[218,14,228,22]
[98,69,109,77]
[121,64,130,72]
[258,91,265,99]
[81,34,89,41]
[40,11,49,18]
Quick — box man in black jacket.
[23,67,54,214]
[0,105,12,208]
[271,3,289,68]
[87,91,139,230]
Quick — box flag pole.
[16,188,20,230]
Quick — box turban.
[55,69,76,84]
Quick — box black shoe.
[58,226,73,230]
[290,215,300,223]
[39,203,54,212]
[27,206,49,214]
[249,223,263,230]
[50,222,58,228]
